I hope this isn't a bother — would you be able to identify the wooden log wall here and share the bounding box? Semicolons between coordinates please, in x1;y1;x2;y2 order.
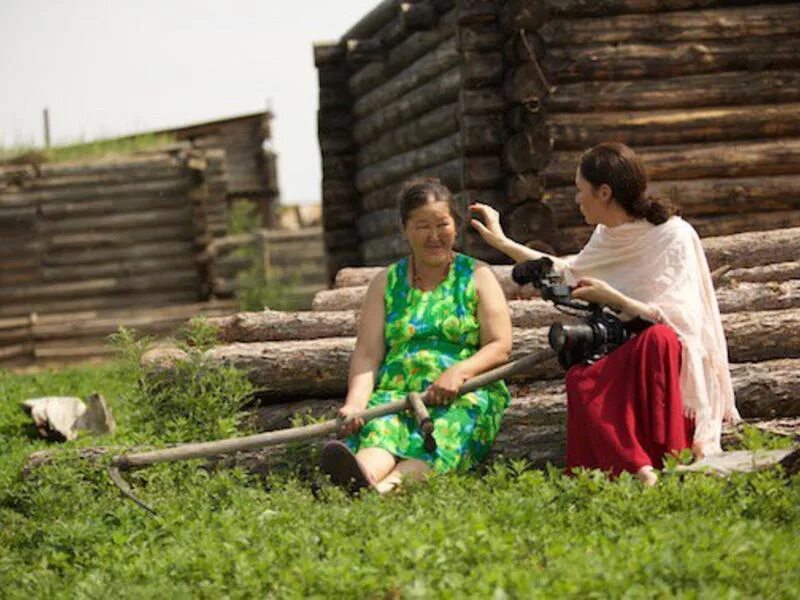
144;226;800;467
0;149;233;365
318;0;800;264
503;0;800;253
317;0;510;271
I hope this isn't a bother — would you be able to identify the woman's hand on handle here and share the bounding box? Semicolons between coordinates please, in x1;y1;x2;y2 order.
425;366;470;406
338;403;366;436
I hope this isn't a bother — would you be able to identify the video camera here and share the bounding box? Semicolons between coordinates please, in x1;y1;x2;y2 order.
511;258;651;369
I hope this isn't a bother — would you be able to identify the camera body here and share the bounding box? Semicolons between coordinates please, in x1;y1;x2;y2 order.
512;258;649;369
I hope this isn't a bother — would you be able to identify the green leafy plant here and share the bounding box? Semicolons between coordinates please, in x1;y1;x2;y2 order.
734;423;795;451
226;200;302;312
112;324;254;443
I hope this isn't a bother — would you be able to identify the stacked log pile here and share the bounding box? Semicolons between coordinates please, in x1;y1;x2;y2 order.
0;148;233;366
318;0;800;263
144;227;800;466
137;111;280;228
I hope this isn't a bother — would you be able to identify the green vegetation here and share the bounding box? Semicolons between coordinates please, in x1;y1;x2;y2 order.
1;330;799;597
227;200;302;312
0;133;176;166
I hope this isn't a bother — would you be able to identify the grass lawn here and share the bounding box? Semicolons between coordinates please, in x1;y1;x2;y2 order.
1;348;799;599
0;133;176;166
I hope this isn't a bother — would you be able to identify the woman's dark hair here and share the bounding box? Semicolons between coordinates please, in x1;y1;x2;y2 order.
579;142;680;225
397;177;463;228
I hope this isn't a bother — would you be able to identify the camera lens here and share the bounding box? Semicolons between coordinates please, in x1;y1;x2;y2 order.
548;322;567;351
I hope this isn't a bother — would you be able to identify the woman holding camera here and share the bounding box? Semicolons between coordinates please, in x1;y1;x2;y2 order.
471;142;738;486
320;178;513;494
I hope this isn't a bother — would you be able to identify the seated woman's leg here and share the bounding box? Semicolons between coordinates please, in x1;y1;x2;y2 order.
374;458;431;494
566;323;688;478
355;446;398;486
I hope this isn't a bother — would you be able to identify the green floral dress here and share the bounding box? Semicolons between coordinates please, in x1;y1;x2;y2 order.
346;253;511;473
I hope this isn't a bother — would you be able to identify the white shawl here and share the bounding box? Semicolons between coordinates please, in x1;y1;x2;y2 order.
562;216;739;454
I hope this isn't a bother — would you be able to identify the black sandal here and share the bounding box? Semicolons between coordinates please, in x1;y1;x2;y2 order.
320;440;372;495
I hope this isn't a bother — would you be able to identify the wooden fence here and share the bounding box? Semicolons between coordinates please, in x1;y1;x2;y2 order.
206;227;327;310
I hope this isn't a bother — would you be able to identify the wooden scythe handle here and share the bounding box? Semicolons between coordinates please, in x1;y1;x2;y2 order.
112;348;552;470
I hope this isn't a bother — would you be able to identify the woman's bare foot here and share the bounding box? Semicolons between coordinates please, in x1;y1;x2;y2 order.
636;465;658;487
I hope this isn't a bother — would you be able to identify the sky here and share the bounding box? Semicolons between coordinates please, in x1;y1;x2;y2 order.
0;0;380;203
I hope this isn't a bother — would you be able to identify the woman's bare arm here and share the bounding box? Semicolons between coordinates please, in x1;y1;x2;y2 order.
458;262;513;377
426;262;512;404
343;270;387;410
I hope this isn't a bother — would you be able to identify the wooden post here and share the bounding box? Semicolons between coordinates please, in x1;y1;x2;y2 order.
43;108;51;149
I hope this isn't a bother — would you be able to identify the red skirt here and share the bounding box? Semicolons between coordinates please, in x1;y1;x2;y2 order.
565;323;693;476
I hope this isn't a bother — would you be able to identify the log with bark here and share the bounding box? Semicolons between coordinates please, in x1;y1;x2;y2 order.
543;175;800;226
507;173;544;204
546;0;782;19
540;4;800;47
504;61;554;104
361;234;411;265
353;66;462;145
40;193;189;220
42;256;198;283
458;22;503;52
461;51;504;87
401;1;437;31
355;133;462;193
45;224;195;250
690;211;800;240
356;103;459;168
498;0;546;34
39;207;194;235
0;271;200;304
721;262;800;285
353;36;459;118
547;103;800;150
503;127;553;173
2;177;193;204
541;139;800;186
505;201;557;244
360;156;462;212
357;209;401;240
350;9;457;97
539;36;800;83
547;69;800;114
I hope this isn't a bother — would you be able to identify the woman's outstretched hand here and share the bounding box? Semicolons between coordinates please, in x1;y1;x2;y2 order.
469;203;508;250
426;366;470;406
337;404;366;436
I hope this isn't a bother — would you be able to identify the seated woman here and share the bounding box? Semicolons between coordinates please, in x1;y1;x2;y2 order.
320;178;513;494
470;142;739;486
